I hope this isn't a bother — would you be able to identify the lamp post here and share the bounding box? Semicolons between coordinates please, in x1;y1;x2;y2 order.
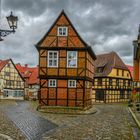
0;11;18;100
0;11;18;41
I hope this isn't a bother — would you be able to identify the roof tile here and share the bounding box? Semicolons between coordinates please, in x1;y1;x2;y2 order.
94;51;128;77
16;64;39;85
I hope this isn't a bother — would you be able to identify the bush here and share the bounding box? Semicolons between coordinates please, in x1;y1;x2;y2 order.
33;98;36;101
24;95;29;100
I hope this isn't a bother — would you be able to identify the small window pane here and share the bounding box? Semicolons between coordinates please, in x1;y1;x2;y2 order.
54;53;57;58
54;60;57;66
59;28;62;32
63;28;66;32
49;60;53;66
49;53;53;58
69;60;76;67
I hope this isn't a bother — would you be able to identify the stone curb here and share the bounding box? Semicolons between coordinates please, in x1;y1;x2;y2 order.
38;107;97;115
0;133;13;140
128;107;140;129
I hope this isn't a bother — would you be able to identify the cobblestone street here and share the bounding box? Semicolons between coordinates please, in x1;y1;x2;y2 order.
0;100;57;140
0;109;25;140
0;101;140;140
42;104;140;140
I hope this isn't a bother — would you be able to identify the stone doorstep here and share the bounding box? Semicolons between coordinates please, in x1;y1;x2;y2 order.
128;107;140;129
0;133;13;140
38;106;97;115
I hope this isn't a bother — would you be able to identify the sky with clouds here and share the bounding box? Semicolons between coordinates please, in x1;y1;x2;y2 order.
0;0;140;66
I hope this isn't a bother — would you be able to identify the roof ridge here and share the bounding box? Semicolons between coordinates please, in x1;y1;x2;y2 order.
97;51;115;57
0;59;10;72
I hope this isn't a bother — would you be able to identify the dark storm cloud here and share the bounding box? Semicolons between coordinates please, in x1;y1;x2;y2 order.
3;0;47;16
3;0;69;17
1;0;140;66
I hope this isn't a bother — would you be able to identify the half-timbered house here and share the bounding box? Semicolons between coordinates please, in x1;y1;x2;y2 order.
0;59;25;100
16;64;39;100
36;10;96;108
127;65;133;79
133;25;140;90
92;52;132;103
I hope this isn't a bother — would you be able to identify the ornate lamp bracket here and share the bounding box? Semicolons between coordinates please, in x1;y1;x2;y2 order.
0;29;13;37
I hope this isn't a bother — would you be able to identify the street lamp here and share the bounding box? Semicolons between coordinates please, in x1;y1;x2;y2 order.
0;11;18;41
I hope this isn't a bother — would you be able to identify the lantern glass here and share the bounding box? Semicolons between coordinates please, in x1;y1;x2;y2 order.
6;12;18;31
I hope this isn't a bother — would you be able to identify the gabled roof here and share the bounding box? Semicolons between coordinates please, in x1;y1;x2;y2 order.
0;59;10;71
16;64;39;85
28;67;39;85
0;59;24;81
94;51;128;77
35;10;96;60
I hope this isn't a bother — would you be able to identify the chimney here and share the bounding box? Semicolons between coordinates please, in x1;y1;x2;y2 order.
16;63;21;66
25;64;28;67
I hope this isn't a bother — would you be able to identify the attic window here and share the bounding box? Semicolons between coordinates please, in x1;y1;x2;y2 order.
58;27;68;36
7;63;10;67
97;67;104;73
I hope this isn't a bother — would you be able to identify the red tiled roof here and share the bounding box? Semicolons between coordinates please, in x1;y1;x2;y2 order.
28;67;39;84
126;65;133;78
0;59;10;71
16;64;39;85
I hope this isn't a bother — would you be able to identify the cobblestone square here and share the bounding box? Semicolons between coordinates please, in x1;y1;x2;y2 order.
0;100;140;140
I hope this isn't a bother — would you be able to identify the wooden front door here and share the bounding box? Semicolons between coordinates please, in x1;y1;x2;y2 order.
95;90;104;102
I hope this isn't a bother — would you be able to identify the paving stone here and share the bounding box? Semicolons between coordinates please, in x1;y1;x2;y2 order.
43;104;140;140
0;100;57;140
0;110;26;140
1;101;140;140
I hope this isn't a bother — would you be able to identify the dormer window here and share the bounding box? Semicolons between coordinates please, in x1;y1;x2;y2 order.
58;27;68;36
7;63;10;67
97;67;104;73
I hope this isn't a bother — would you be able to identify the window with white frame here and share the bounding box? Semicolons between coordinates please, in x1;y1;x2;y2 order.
48;51;58;67
68;80;76;88
58;27;68;36
48;79;56;87
67;51;77;67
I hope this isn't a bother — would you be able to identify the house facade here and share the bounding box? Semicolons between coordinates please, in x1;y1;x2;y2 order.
133;25;140;90
92;52;132;103
127;65;133;79
36;10;96;108
16;64;39;100
0;59;24;100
